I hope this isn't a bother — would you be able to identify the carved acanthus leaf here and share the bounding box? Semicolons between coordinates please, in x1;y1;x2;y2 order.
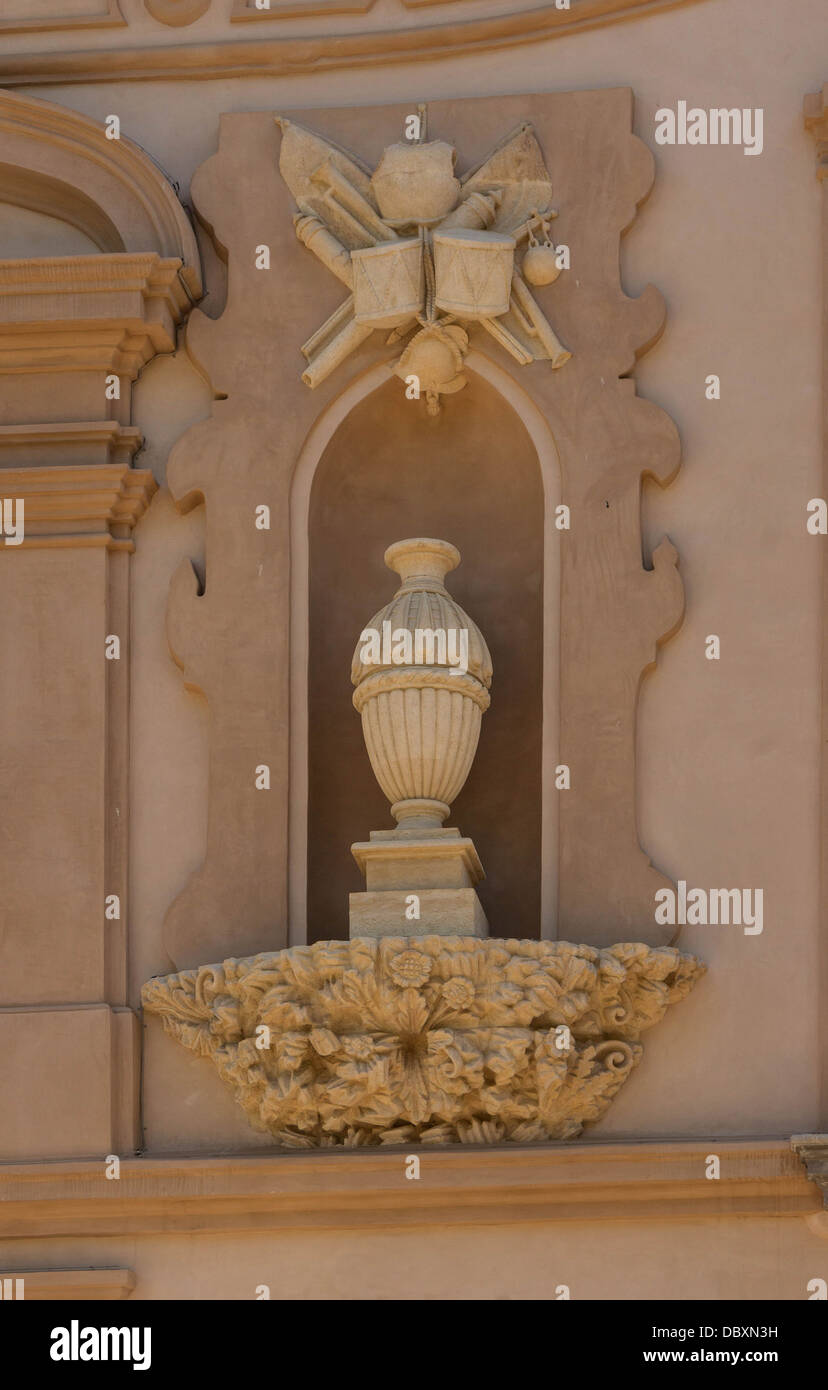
143;936;704;1147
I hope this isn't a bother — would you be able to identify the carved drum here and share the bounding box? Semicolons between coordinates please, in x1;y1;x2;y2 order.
351;237;424;329
433;228;516;320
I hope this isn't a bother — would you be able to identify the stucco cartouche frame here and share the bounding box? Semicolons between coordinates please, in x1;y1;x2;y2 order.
163;91;682;971
0;1;711;86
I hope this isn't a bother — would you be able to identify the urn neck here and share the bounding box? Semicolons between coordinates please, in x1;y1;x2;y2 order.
384;537;460;595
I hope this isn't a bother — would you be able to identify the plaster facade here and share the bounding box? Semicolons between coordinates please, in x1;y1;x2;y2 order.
1;0;827;1304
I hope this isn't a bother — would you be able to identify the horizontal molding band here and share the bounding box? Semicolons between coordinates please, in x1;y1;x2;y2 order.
0;462;156;537
0;0;710;86
0;1139;818;1239
0;535;135;551
0;1269;135;1300
0;421;142;471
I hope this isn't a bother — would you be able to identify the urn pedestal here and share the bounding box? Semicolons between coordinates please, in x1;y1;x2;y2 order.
350;828;488;938
349;538;492;939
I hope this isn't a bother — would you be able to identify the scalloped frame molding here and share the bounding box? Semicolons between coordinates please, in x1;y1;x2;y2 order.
161;90;682;969
0;0;711;86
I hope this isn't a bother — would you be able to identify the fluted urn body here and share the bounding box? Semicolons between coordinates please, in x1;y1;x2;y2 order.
351;538;492;829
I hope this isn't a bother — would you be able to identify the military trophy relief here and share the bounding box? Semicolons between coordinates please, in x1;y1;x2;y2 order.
276;111;571;415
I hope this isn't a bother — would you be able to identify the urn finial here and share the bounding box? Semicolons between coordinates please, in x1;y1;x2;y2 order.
349;540;492;938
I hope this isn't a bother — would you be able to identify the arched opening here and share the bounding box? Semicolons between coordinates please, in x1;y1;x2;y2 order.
0;165;125;255
0;202;104;258
293;358;561;944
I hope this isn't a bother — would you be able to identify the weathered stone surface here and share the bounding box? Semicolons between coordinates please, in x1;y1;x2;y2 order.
348;887;488;938
162;91;686;961
143;936;704;1147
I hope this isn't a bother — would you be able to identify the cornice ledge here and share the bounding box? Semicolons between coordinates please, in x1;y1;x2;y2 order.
791;1134;828;1207
0;421;142;470
0;459;157;548
0;0;711;86
0;253;192;316
0;1139;817;1239
0;254;193;375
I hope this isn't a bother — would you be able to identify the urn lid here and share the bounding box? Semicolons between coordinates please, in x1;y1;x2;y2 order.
351;537;493;689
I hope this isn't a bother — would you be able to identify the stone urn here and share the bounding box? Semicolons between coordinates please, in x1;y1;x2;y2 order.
351;537;492;830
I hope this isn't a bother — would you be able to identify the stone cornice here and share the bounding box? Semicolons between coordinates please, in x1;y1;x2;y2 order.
0;1;710;87
0;421;142;470
0;254;191;376
805;87;828;181
791;1135;828;1207
0;460;157;549
0;1140;817;1239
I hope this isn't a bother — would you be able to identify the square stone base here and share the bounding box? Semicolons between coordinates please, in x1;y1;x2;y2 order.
349;828;488;938
349;887;488;939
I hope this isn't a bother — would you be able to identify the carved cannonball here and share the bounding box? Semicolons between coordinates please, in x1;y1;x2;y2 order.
522;243;561;286
352;538;492;829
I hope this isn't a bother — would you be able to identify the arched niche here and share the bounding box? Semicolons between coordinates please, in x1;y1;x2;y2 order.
291;353;562;945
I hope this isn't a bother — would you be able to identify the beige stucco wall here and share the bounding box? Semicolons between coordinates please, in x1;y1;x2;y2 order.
0;1213;825;1300
56;0;817;1147
1;0;826;1298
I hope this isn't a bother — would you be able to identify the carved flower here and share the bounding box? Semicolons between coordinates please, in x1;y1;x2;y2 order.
440;977;475;1011
387;949;431;989
343;1035;375;1062
426;1029;483;1099
335;1033;396;1081
143;935;705;1148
